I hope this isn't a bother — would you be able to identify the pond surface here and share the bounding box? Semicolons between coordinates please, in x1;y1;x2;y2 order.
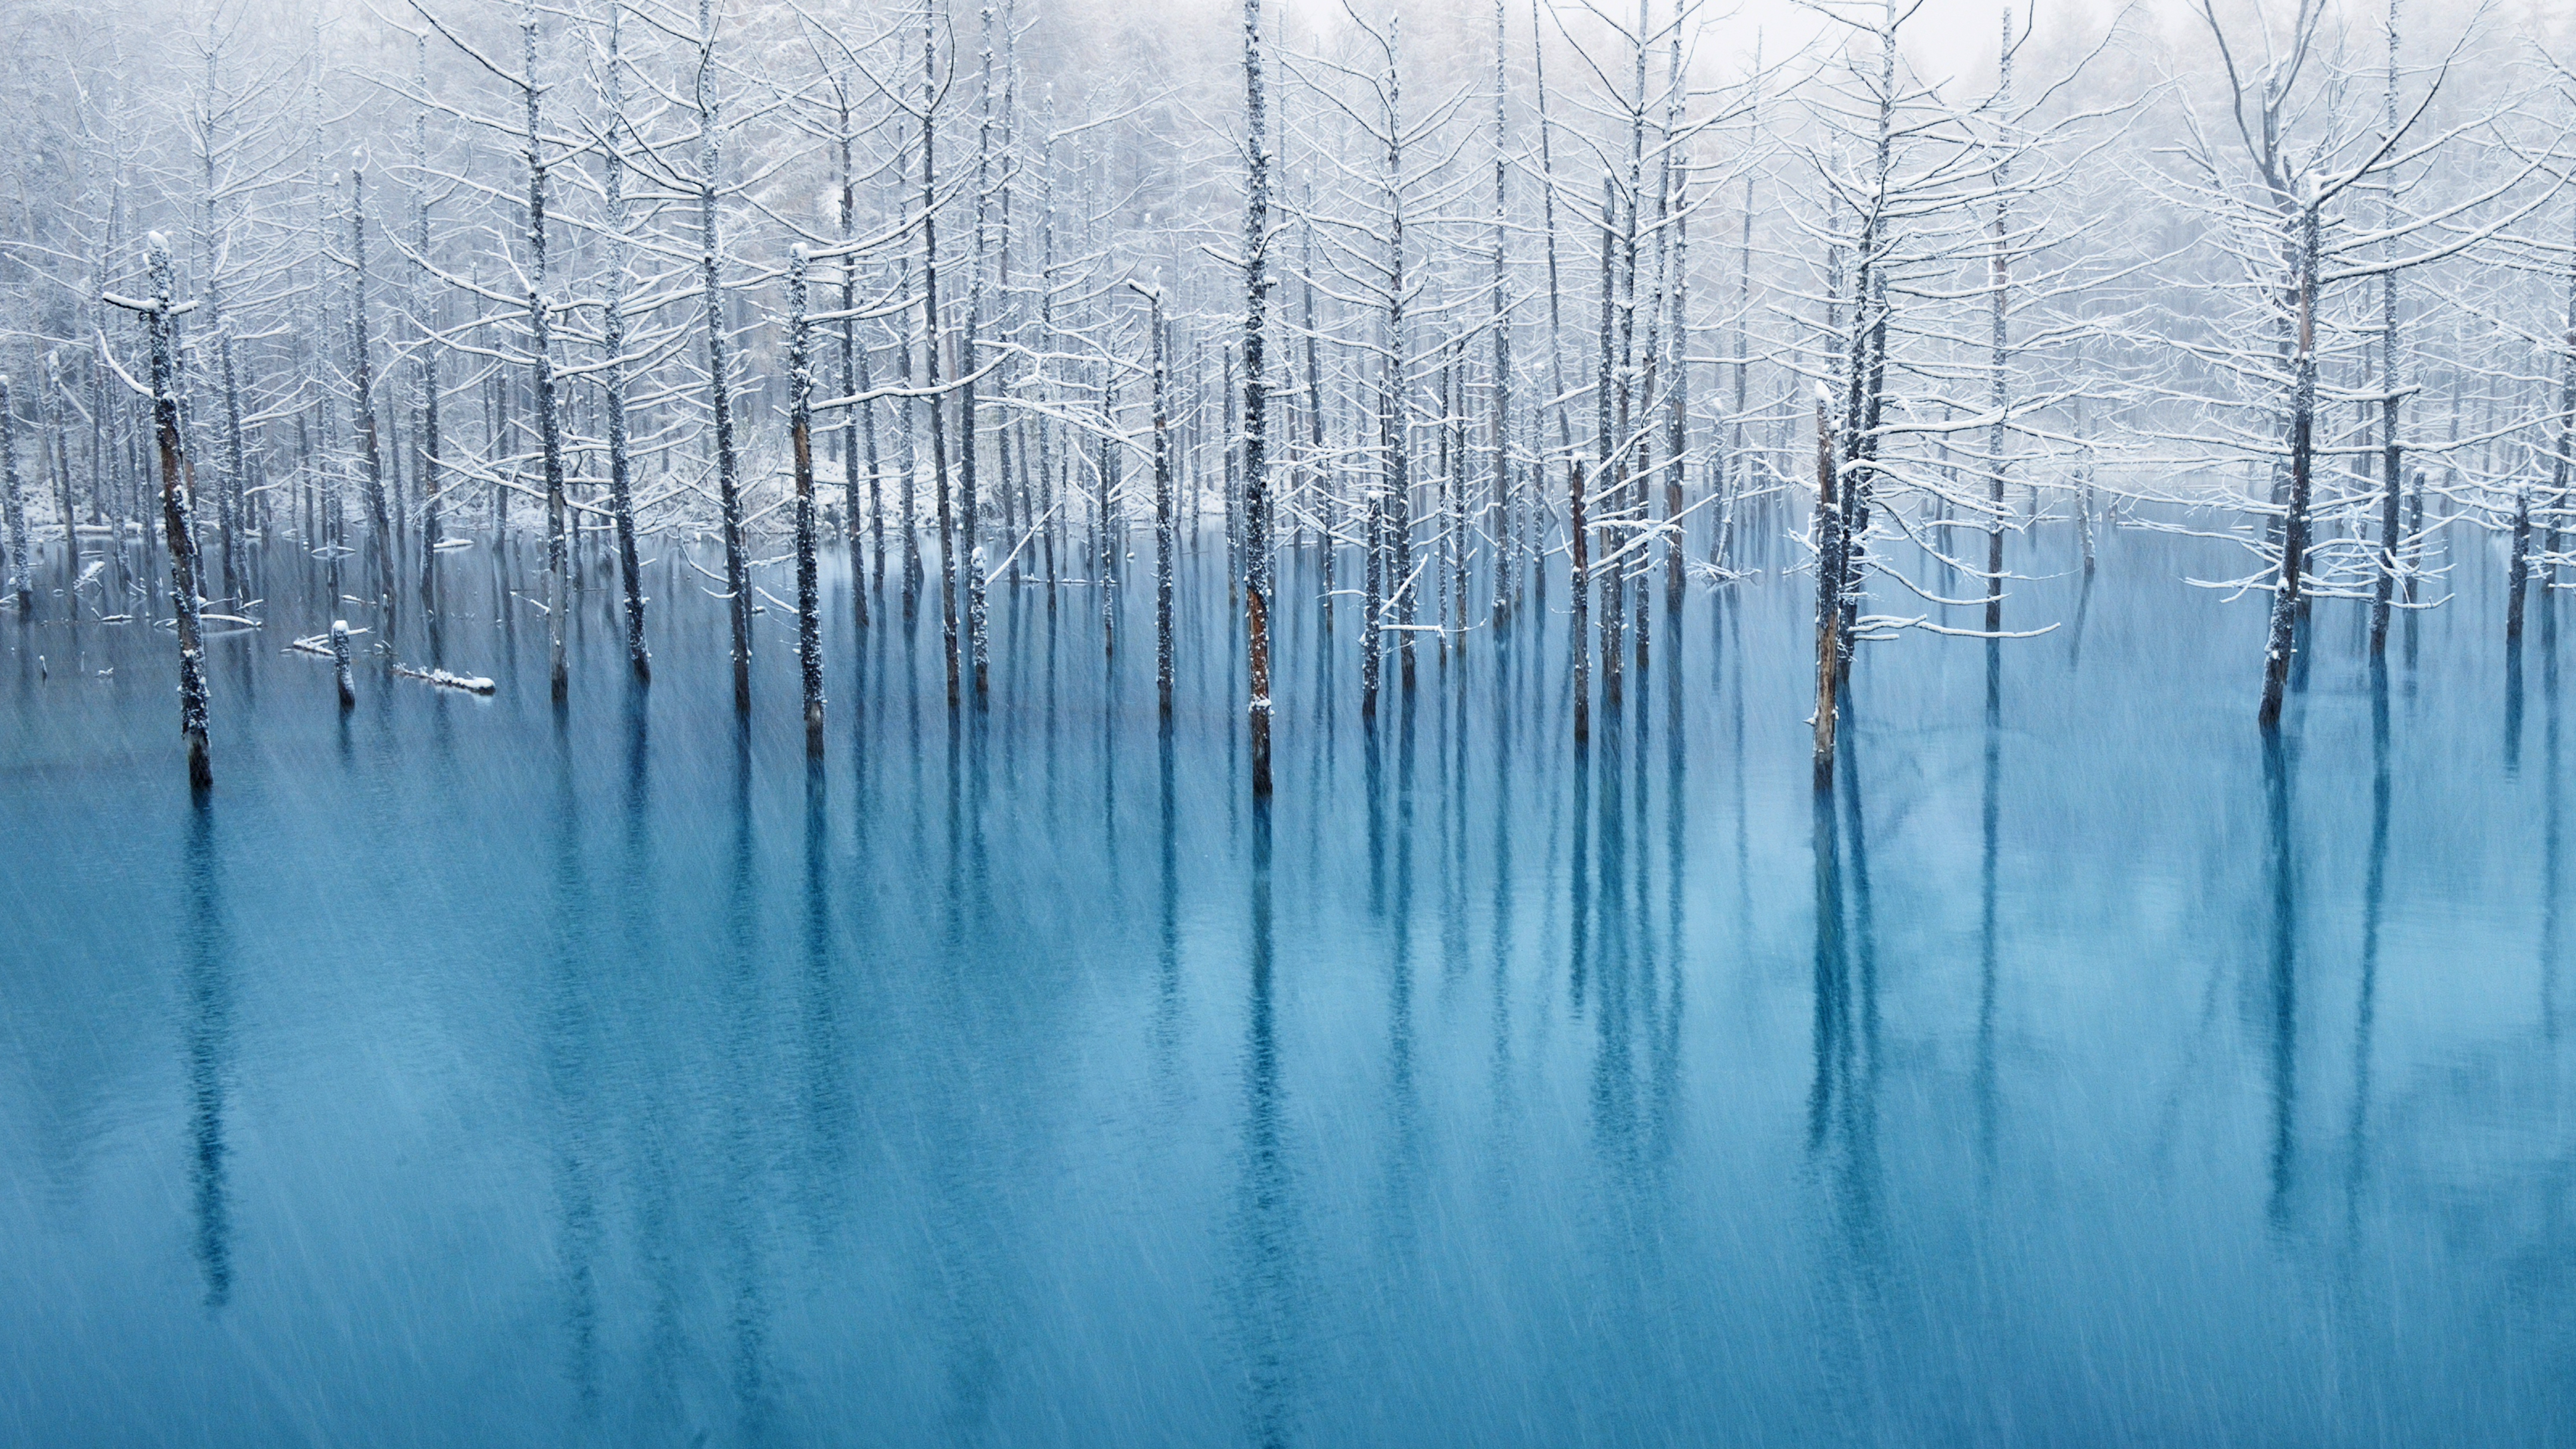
3;521;2571;1446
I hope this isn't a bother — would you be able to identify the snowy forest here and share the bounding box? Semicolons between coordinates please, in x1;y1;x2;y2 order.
14;1;2576;1443
6;0;2574;778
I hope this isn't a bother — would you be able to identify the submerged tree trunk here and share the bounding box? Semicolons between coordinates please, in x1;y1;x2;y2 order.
1812;387;1841;786
697;0;750;712
601;3;648;679
532;286;569;703
835;78;870;633
1489;0;1513;624
47;352;77;612
1571;460;1589;744
1145;289;1174;716
2509;481;2533;646
2260;185;2321;729
1984;12;2014;636
213;321;247;603
1665;155;1691;609
413;35;442;613
332;617;355;710
1362;440;1384;717
789;247;824;752
1242;0;1272;795
1593;178;1623;707
2369;11;2406;659
921;18;961;708
964;2;999;699
2;376;26;615
1382;25;1414;695
2538;195;2576;650
131;235;213;787
1097;371;1117;657
349;165;392;606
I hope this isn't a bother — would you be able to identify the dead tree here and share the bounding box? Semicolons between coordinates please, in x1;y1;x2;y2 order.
789;246;825;751
596;0;649;679
1241;0;1273;794
1811;385;1841;783
1;377;25;614
108;234;213;788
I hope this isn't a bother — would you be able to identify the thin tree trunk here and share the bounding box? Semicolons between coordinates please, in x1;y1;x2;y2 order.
1490;0;1513;623
698;0;750;711
1147;293;1174;715
1593;179;1622;706
965;5;999;697
2369;4;2406;658
836;79;870;630
922;21;960;707
2;378;27;615
351;165;392;608
1243;0;1273;794
1571;460;1589;743
1532;0;1575;465
1812;387;1841;785
1984;10;2013;636
601;4;648;678
2542;195;2576;643
2261;187;2321;727
789;248;824;750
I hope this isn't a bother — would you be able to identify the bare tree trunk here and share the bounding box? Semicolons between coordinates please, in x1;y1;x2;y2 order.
1571;460;1589;744
697;0;750;711
2261;186;2321;728
789;248;825;751
332;617;355;709
1302;183;1330;625
1984;9;2013;636
859;334;885;597
920;25;961;708
2075;397;2097;575
350;164;392;610
1097;367;1117;657
896;134;922;610
1363;409;1384;718
213;323;246;603
47;353;78;611
1812;388;1841;785
504;6;570;703
1664;128;1690;609
1593;179;1622;706
2;377;27;615
412;36;442;612
600;3;648;679
2541;195;2576;646
964;2;1000;698
1717;47;1759;574
1532;0;1575;465
129;235;213;787
1242;0;1273;794
835;78;870;631
1145;289;1174;715
532;284;569;703
1490;0;1513;624
1382;27;1414;694
2370;4;2407;659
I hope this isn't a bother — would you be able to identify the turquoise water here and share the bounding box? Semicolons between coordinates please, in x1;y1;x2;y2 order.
3;525;2569;1446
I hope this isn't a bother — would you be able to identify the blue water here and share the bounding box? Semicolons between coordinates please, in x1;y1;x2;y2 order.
3;524;2570;1446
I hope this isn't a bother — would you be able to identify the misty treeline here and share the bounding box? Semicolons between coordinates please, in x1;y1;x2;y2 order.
4;0;2574;787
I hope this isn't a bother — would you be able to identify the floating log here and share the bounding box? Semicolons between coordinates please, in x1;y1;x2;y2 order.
391;664;496;695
